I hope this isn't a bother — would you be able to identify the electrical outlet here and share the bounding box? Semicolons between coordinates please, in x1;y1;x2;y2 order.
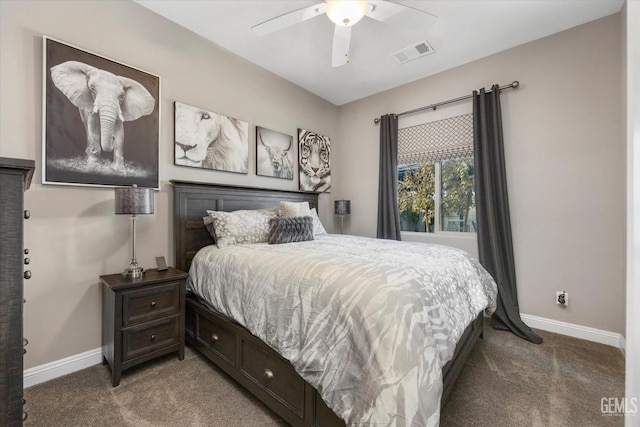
556;291;568;306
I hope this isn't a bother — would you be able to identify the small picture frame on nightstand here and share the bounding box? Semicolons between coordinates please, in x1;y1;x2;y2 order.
155;256;168;271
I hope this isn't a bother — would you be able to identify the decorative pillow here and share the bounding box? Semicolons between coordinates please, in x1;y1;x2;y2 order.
206;209;277;248
280;201;311;218
309;208;327;235
268;216;314;244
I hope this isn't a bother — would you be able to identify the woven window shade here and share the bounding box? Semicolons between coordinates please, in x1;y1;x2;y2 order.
398;113;473;165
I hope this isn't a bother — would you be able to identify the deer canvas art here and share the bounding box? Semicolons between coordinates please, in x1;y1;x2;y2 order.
256;126;294;180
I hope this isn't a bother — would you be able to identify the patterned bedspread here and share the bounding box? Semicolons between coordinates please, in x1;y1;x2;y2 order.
188;234;497;426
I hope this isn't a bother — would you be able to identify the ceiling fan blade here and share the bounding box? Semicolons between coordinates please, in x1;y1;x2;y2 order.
252;2;326;36
332;25;352;67
367;0;437;27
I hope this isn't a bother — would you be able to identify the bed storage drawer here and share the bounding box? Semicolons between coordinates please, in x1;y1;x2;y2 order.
195;311;236;365
122;282;181;326
122;316;180;361
185;294;319;426
240;340;306;417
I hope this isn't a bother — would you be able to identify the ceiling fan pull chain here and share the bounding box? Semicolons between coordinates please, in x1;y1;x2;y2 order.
345;38;350;63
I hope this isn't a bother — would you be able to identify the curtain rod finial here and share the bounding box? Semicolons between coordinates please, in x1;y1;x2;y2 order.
374;117;381;124
511;81;520;88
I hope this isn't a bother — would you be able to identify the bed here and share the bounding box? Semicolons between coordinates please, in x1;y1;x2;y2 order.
172;180;497;426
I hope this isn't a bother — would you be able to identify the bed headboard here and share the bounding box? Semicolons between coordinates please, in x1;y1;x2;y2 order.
172;180;319;272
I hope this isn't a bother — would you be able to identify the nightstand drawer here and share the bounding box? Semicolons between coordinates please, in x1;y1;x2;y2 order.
122;316;179;361
122;282;180;326
240;340;305;416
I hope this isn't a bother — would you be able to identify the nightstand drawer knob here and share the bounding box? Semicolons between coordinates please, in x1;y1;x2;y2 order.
24;210;30;219
150;334;156;341
264;369;274;379
24;257;30;265
24;270;31;280
24;248;29;255
211;333;219;342
150;301;156;308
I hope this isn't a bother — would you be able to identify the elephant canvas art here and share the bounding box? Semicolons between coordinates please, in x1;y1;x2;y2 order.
44;37;160;188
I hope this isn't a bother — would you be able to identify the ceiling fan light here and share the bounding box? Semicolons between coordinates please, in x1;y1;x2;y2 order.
326;0;367;27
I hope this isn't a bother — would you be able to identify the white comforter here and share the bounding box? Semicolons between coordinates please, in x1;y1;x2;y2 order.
188;234;497;426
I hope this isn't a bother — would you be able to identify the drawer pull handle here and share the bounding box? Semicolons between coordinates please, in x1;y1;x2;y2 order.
264;369;274;380
24;210;30;219
150;301;156;308
24;270;32;280
211;333;219;342
24;248;29;255
150;334;156;341
24;257;30;265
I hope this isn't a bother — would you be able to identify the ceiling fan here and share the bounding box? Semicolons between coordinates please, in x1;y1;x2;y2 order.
252;0;437;67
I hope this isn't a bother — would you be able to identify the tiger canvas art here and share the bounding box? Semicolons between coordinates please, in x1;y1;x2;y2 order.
298;129;331;192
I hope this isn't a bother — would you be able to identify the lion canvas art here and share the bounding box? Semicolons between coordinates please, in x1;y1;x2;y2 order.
298;129;331;192
174;102;248;174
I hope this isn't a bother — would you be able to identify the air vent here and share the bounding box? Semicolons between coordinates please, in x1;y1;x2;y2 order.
392;40;435;64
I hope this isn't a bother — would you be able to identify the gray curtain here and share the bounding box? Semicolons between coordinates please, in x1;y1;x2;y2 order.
377;114;401;240
473;86;542;344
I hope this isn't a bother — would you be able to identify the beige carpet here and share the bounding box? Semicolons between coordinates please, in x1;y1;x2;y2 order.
24;319;624;426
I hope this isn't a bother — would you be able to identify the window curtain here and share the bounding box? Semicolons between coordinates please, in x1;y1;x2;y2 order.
377;114;401;240
473;86;543;344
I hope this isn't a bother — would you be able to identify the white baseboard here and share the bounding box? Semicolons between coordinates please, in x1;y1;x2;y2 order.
22;315;627;388
520;313;626;354
23;347;102;389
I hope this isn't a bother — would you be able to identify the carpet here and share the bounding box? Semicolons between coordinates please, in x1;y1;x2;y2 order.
24;319;625;426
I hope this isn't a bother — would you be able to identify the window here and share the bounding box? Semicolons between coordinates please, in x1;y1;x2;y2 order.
397;114;476;234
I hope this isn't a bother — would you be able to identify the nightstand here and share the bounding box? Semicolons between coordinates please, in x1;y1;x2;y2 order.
101;267;188;386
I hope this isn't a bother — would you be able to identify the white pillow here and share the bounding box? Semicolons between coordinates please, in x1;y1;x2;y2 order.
310;208;327;235
206;209;277;248
279;201;311;218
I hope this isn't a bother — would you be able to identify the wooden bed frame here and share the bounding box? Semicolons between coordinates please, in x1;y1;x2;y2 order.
172;180;483;426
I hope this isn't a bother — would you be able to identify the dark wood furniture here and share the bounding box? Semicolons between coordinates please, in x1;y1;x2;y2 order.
0;157;35;426
101;267;188;386
172;180;483;426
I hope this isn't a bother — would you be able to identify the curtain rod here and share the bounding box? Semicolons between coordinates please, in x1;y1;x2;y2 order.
373;81;520;124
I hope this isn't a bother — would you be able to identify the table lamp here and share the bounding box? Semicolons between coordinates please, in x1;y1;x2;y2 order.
334;200;351;234
115;184;154;278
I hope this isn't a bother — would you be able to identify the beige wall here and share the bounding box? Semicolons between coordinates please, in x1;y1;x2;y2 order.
335;14;625;334
0;0;626;370
0;0;338;369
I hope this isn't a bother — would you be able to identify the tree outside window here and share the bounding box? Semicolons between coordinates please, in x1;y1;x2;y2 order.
397;157;475;233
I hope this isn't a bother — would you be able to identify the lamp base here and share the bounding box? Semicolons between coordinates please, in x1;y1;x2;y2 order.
122;266;144;279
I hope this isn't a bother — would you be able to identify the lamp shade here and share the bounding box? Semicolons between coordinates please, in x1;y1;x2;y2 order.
326;0;367;27
334;200;351;215
115;186;154;215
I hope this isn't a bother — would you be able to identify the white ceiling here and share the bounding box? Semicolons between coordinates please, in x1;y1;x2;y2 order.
134;0;624;106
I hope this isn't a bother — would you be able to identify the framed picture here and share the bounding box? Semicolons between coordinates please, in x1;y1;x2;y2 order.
43;37;160;188
298;129;331;192
174;102;248;174
256;126;294;180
